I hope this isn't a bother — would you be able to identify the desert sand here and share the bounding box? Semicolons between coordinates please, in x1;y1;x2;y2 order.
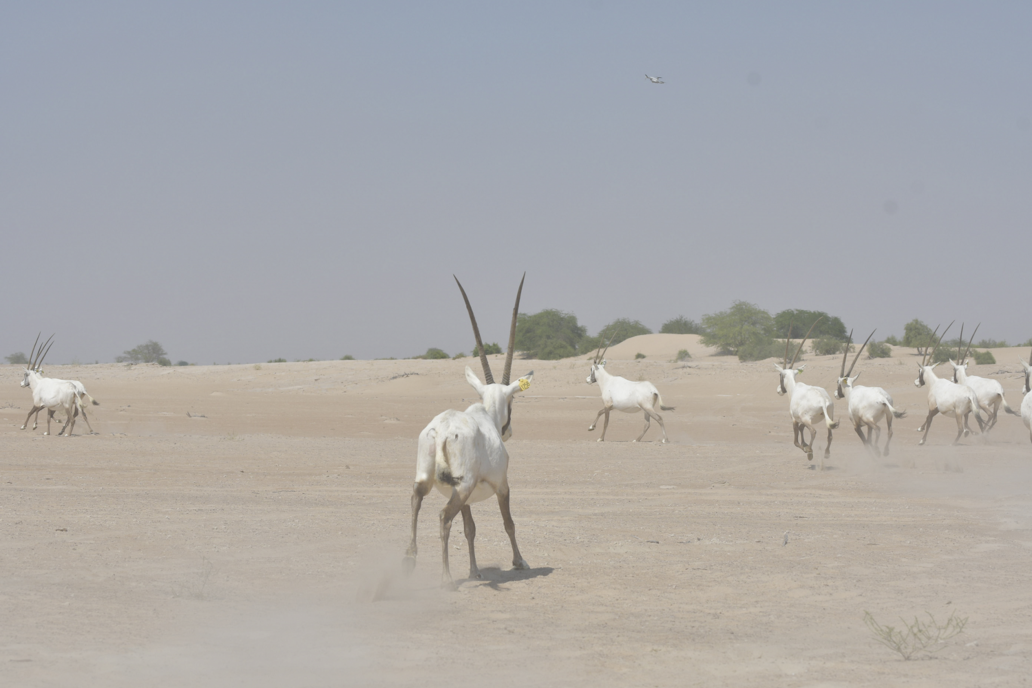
2;334;1031;686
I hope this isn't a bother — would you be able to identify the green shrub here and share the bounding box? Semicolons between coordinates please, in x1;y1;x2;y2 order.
971;350;996;365
903;319;938;356
581;318;653;354
268;358;287;363
812;337;847;356
635;352;646;360
340;354;355;360
883;335;901;346
739;337;796;363
175;360;190;366
774;310;848;341
975;339;1008;348
514;310;586;359
660;316;706;335
473;342;502;356
157;357;171;367
867;341;892;359
675;349;691;362
116;340;169;364
452;352;465;359
701;301;775;356
5;352;28;364
421;348;449;360
931;346;954;364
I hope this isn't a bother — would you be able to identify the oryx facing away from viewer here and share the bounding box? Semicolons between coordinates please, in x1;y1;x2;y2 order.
1019;348;1032;444
586;332;674;443
404;275;533;589
19;335;83;437
834;330;906;457
949;323;1018;433
914;322;985;445
774;319;839;470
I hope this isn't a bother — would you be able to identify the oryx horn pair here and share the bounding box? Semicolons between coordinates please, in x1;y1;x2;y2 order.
454;273;524;386
593;328;618;366
27;332;55;372
918;321;954;367
954;322;981;366
782;317;824;369
839;329;877;380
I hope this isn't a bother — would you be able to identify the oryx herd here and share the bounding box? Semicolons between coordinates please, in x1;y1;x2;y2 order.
11;277;1032;590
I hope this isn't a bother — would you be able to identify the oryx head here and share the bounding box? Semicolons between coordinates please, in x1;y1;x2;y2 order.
454;274;532;441
775;319;821;395
834;329;874;399
948;322;979;383
586;329;616;384
914;321;952;388
20;333;54;388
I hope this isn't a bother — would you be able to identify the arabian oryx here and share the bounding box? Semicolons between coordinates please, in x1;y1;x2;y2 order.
774;319;839;470
914;322;985;445
1019;348;1032;444
949;323;1018;433
19;335;82;437
834;329;906;457
404;275;534;589
586;333;674;443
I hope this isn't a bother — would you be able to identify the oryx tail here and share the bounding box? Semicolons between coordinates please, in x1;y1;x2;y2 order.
434;433;459;487
656;393;674;412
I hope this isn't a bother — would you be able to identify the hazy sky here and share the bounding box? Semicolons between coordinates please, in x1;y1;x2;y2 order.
3;2;1030;364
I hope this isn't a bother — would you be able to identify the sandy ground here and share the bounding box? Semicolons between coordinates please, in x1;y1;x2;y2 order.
2;334;1032;687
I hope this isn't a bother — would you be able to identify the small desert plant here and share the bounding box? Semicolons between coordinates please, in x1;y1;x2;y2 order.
452;352;466;359
254;363;262;370
812;336;847;356
867;341;892;359
635;352;646;359
268;358;287;363
5;352;28;364
863;610;967;660
117;340;169;365
975;339;1008;348
739;337;798;363
971;349;996;364
421;348;449;360
340;354;355;360
675;349;691;362
473;342;501;356
175;360;189;366
1020;338;1032;348
883;335;902;346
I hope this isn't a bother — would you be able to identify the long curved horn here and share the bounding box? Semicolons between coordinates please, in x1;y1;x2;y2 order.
783;323;793;368
36;336;55;370
788;317;823;369
926;321;954;366
956;323;964;363
32;334;54;370
454;276;494;385
919;325;940;366
961;322;980;365
501;273;525;386
27;332;41;368
599;328;618;362
839;329;854;378
846;329;876;378
593;327;609;365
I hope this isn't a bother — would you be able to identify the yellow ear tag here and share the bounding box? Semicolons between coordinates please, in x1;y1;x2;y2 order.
519;378;530;391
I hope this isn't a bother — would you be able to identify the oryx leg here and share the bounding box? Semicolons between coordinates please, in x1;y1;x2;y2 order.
634;409;652;442
460;505;481;580
439;484;473;590
403;478;432;575
853;423;871;452
598;408;612;442
792;421;806;452
588;408;606;432
21;406;43;430
496;479;528;571
918;409;938;445
57;407;75;436
883;415;893;457
824;424;833;460
802;423;816;462
986;402;1000;432
640;407;668;444
77;406;95;435
953;413;966;445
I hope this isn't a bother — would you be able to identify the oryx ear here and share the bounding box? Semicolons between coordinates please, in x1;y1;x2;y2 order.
773;363;783;371
600;360;606;366
930;362;940;369
507;370;534;395
852;372;861;382
464;366;486;394
796;364;806;373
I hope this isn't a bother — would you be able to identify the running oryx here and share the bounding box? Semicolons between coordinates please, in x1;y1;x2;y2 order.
774;319;839;469
834;330;906;457
404;275;533;589
949;323;1018;433
19;334;82;437
586;331;674;443
1019;347;1032;444
914;322;984;445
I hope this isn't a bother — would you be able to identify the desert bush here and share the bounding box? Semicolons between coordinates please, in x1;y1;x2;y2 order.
773;309;848;341
635;352;646;359
675;349;691;362
867;341;892;358
931;346;954;364
660;316;706;335
902;319;938;355
971;350;996;364
1021;338;1032;347
883;335;901;346
341;354;355;361
452;352;465;359
176;360;189;366
116;340;169;365
473;342;502;356
864;610;966;660
514;309;587;359
812;336;847;356
739;337;799;363
5;352;28;364
975;339;1008;348
268;358;287;363
421;348;449;360
701;301;775;357
581;318;654;353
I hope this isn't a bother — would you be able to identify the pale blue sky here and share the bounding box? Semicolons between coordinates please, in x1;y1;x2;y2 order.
2;2;1030;363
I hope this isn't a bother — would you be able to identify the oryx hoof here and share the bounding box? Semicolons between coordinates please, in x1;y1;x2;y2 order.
824;450;831;459
588;425;595;431
661;438;668;444
43;432;50;436
632;439;639;443
962;429;970;437
806;451;814;462
513;558;529;570
470;570;483;580
918;438;926;446
596;438;604;443
401;556;416;576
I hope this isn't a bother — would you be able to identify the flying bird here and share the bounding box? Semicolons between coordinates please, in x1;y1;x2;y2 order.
645;74;664;84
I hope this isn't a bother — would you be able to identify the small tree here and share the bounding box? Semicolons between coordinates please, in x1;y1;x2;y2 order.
700;301;775;357
902;320;937;355
812;337;847;356
513;309;587;360
773;310;848;341
117;340;170;366
867;341;892;359
5;352;28;365
581;318;653;353
472;342;502;356
421;348;449;360
971;350;996;365
660;316;706;335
